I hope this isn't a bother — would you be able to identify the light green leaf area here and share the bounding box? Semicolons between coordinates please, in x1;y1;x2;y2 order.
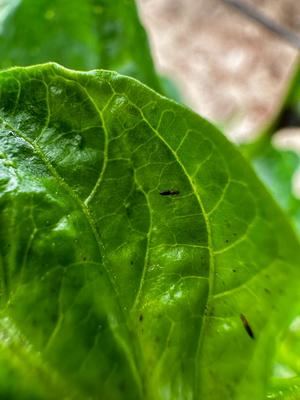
1;63;300;400
268;298;300;400
243;137;300;236
0;0;163;93
267;377;300;400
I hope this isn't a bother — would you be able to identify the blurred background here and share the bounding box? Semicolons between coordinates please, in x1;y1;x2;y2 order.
137;0;299;143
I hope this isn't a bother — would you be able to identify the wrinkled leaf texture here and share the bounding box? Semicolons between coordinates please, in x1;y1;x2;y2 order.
0;63;300;399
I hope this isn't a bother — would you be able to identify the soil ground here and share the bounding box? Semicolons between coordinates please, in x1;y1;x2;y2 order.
137;0;299;142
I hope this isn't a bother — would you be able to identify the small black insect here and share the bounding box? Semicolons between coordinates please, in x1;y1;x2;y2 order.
159;190;180;196
240;313;255;339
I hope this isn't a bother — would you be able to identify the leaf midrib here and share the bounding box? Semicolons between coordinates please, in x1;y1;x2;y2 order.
135;103;215;396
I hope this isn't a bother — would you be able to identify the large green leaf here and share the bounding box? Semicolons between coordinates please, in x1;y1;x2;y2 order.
1;63;300;399
0;0;163;93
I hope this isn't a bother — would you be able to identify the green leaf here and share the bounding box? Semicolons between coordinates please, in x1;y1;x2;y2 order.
0;0;163;93
243;137;300;236
1;63;300;399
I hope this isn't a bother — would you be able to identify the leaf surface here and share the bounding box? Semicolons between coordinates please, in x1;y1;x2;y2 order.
0;63;300;399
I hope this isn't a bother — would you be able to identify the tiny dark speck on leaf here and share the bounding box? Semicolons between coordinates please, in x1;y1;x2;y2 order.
240;314;255;339
232;269;236;272
160;190;180;196
139;314;143;322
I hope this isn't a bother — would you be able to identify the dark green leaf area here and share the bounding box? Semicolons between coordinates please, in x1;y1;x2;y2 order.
0;0;163;93
0;64;300;400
